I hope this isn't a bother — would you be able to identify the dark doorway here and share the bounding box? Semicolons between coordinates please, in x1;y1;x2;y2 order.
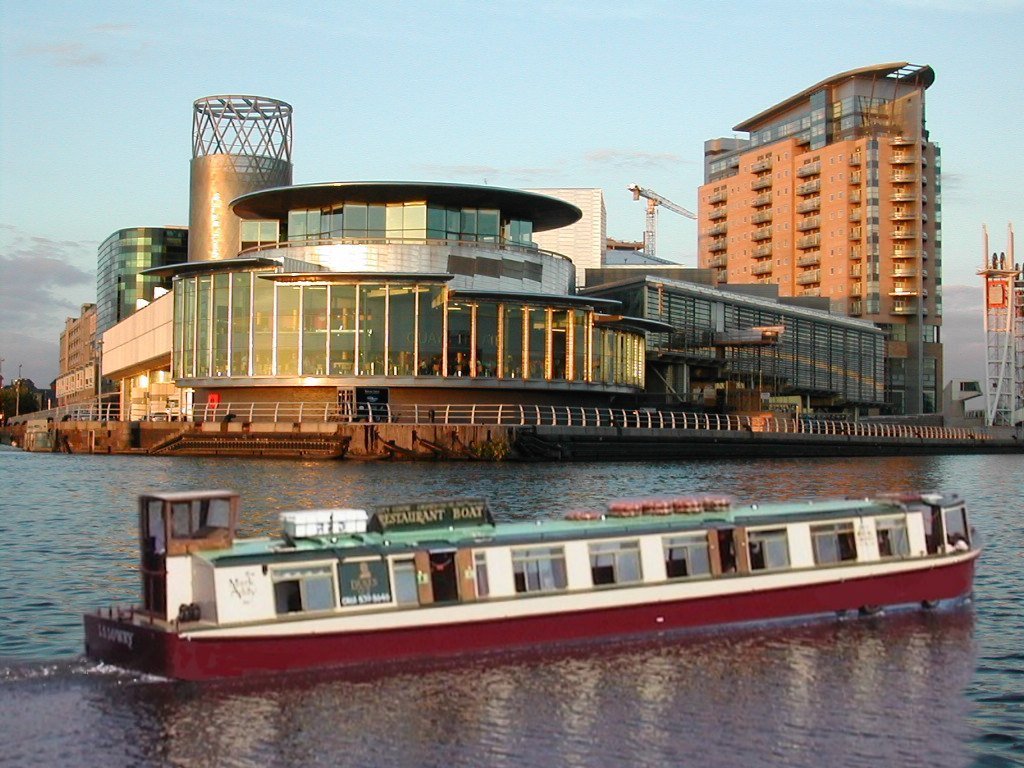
429;551;459;603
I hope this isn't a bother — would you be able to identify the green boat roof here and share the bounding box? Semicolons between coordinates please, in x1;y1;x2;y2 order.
199;496;914;568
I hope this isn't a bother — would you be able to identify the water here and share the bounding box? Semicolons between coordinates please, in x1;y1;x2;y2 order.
1;447;1021;767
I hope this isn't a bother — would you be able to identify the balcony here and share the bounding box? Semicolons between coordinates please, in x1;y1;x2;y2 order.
751;193;772;206
890;210;916;221
850;246;862;259
850;282;863;297
800;287;821;297
751;262;773;275
893;300;920;315
797;253;821;267
891;172;918;183
892;249;919;259
708;239;727;253
796;161;822;178
757;277;774;285
891;192;917;202
848;190;861;204
849;209;862;222
751;228;772;242
708;223;728;236
797;234;821;249
892;266;917;277
850;227;863;240
709;190;728;204
796;179;821;195
751;176;772;191
751;158;773;173
892;229;917;240
849;299;864;315
796;216;821;232
890;136;915;146
796;197;820;213
751;210;773;224
708;208;727;220
890;285;919;297
849;154;862;166
890;153;915;164
850;265;862;278
753;243;773;258
709;254;728;268
849;171;862;185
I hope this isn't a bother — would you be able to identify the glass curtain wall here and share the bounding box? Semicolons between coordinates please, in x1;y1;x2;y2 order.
173;274;644;388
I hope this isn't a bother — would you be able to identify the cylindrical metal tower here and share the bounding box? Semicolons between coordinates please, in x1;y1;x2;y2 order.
978;224;1023;427
188;95;293;262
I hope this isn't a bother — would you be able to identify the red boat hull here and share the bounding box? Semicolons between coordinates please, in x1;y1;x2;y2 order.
84;553;976;681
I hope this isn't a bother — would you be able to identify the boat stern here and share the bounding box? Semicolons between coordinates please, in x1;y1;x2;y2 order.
83;609;176;678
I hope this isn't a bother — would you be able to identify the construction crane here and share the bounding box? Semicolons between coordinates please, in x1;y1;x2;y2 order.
628;184;696;260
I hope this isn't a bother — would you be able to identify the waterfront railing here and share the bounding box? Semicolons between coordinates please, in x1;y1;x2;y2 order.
187;402;992;442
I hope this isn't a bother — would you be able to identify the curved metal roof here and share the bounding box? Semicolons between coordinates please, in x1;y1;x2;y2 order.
734;62;934;132
232;182;582;232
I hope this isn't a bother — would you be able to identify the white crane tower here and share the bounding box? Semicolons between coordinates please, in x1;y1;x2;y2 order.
978;224;1023;428
628;184;696;261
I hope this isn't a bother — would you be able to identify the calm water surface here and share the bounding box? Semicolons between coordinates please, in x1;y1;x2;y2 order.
0;448;1021;767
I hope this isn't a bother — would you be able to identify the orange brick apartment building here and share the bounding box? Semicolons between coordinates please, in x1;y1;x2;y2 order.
698;63;941;415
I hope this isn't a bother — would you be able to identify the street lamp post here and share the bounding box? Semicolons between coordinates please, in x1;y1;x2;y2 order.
15;363;22;417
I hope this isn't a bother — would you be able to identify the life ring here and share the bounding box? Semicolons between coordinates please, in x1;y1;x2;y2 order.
566;510;602;522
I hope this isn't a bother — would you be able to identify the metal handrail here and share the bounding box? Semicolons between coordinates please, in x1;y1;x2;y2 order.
186;402;992;442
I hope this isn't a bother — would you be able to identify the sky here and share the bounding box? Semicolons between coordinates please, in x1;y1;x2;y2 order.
1;0;1022;389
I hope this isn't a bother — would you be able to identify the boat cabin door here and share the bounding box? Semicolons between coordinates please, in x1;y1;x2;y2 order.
413;548;475;605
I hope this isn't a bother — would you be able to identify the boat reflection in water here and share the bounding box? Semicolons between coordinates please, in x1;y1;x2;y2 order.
83;489;978;681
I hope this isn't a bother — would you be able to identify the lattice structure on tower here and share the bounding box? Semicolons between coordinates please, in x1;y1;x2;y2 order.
978;225;1023;427
192;95;293;187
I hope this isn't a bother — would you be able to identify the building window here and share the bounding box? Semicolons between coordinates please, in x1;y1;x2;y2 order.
512;546;567;594
474;551;490;597
664;534;711;578
811;522;858;564
876;517;910;558
589;540;643;586
748;528;790;570
272;564;336;614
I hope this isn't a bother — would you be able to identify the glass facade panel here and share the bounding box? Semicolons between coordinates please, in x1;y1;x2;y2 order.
367;204;385;237
389;285;416;375
212;274;229;376
329;285;356;375
196;275;211;377
344;203;367;237
427;205;446;239
276;285;300;376
358;284;386;375
230;273;251;375
418;286;444;375
572;310;587;381
550;310;569;380
252;275;274;375
503;305;524;378
527;308;546;379
478;209;499;242
302;286;328;375
447;301;472;376
476;302;499;377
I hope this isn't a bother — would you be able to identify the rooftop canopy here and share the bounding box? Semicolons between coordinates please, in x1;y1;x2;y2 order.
232;182;583;232
734;62;934;133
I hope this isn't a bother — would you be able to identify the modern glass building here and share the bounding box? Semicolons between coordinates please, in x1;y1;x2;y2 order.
96;226;188;334
584;275;886;413
159;182;659;408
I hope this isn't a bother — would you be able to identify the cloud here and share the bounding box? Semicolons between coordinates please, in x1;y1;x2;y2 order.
940;284;987;383
585;149;691;169
21;42;106;67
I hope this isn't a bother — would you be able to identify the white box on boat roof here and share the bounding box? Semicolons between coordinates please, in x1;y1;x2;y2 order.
280;508;368;537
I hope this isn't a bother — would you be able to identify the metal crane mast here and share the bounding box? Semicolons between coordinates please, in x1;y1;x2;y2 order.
628;184;696;260
978;224;1023;428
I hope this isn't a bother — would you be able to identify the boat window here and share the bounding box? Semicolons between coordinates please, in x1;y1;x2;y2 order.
512;547;567;594
588;540;643;586
169;498;233;538
748;528;790;570
875;516;910;558
474;552;490;597
393;559;419;605
810;522;858;564
664;534;711;579
271;564;336;614
944;506;970;549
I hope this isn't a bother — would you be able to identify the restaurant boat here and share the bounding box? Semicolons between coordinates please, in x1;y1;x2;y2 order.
83;489;978;681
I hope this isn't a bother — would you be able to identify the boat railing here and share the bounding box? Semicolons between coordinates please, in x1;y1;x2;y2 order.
187;402;994;442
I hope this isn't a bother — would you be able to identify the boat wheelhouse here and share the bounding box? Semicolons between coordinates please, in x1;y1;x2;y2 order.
83;490;978;680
